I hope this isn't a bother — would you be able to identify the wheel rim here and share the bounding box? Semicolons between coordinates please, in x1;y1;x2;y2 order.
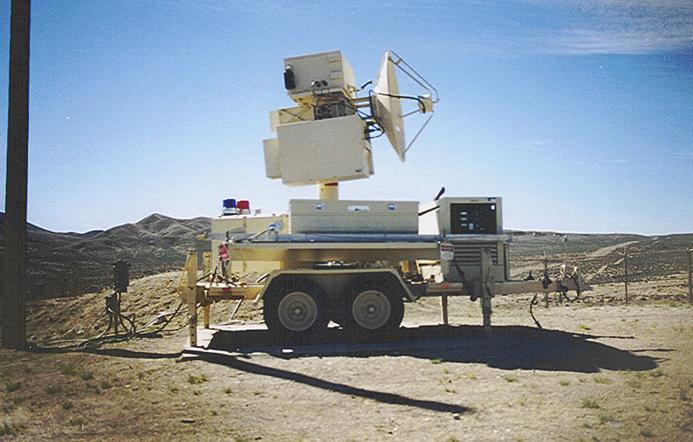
277;291;318;332
352;290;391;330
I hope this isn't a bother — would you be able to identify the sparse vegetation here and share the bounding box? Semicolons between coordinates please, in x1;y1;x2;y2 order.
45;385;62;395
626;379;641;388
5;382;21;393
80;371;94;381
593;376;611;384
431;359;443;365
640;429;655;438
581;398;600;409
60;364;79;376
9;396;25;406
578;324;591;330
62;400;74;410
187;374;209;384
68;417;85;427
504;375;519;383
559;380;570;386
224;387;232;394
597;412;616;424
0;422;16;436
100;381;112;390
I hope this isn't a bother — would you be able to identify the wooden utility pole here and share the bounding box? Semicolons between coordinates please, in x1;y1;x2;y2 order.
624;246;629;305
2;0;31;350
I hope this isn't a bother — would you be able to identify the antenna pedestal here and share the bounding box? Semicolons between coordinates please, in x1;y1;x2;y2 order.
318;182;339;200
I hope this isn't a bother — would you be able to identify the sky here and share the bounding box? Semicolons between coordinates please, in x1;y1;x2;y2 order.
0;0;691;234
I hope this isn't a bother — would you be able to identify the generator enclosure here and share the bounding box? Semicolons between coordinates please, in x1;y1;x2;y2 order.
437;197;503;235
439;237;510;284
290;199;419;234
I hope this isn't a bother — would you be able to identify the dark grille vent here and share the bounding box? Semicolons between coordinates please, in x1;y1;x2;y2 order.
452;242;499;265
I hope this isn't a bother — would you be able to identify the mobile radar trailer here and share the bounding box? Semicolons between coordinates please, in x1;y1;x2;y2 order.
179;50;587;346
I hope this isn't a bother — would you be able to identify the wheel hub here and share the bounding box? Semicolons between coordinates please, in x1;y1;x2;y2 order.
352;290;392;330
277;291;318;332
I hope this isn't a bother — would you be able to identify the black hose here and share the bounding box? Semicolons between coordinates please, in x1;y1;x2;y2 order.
529;293;542;329
31;300;188;352
375;92;427;113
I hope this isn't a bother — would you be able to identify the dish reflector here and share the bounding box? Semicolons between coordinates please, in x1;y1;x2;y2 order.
374;51;406;162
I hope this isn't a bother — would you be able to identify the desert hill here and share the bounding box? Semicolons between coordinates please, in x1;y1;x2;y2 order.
507;231;693;284
0;212;210;298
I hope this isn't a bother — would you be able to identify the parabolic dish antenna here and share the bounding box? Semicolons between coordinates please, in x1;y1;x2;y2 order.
373;51;406;162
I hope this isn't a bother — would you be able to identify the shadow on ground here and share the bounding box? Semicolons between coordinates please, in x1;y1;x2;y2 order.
193;349;474;415
202;324;660;373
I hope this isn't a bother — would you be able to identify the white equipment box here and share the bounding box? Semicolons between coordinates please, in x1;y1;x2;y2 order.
290;199;419;234
264;115;373;186
283;50;356;101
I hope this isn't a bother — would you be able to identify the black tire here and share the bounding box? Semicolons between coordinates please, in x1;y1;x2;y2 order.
263;278;330;341
341;278;404;334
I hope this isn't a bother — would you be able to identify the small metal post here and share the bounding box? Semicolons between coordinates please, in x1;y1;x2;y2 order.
203;305;210;329
203;251;211;276
480;248;493;336
688;247;693;304
441;295;449;325
185;250;198;347
624;246;629;305
114;292;120;335
188;302;198;347
543;251;549;308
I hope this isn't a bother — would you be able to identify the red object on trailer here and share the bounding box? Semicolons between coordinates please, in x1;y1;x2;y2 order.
218;244;230;262
237;200;250;212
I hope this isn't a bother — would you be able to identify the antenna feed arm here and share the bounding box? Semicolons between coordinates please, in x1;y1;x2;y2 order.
387;49;440;104
417;94;434;113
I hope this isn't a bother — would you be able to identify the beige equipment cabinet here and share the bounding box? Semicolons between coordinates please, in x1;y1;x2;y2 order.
264;115;373;186
283;50;357;103
289;199;419;234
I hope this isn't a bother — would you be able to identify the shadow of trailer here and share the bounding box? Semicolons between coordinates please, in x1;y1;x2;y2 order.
177;233;589;347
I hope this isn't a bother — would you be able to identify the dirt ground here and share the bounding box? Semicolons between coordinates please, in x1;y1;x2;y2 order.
1;274;692;441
